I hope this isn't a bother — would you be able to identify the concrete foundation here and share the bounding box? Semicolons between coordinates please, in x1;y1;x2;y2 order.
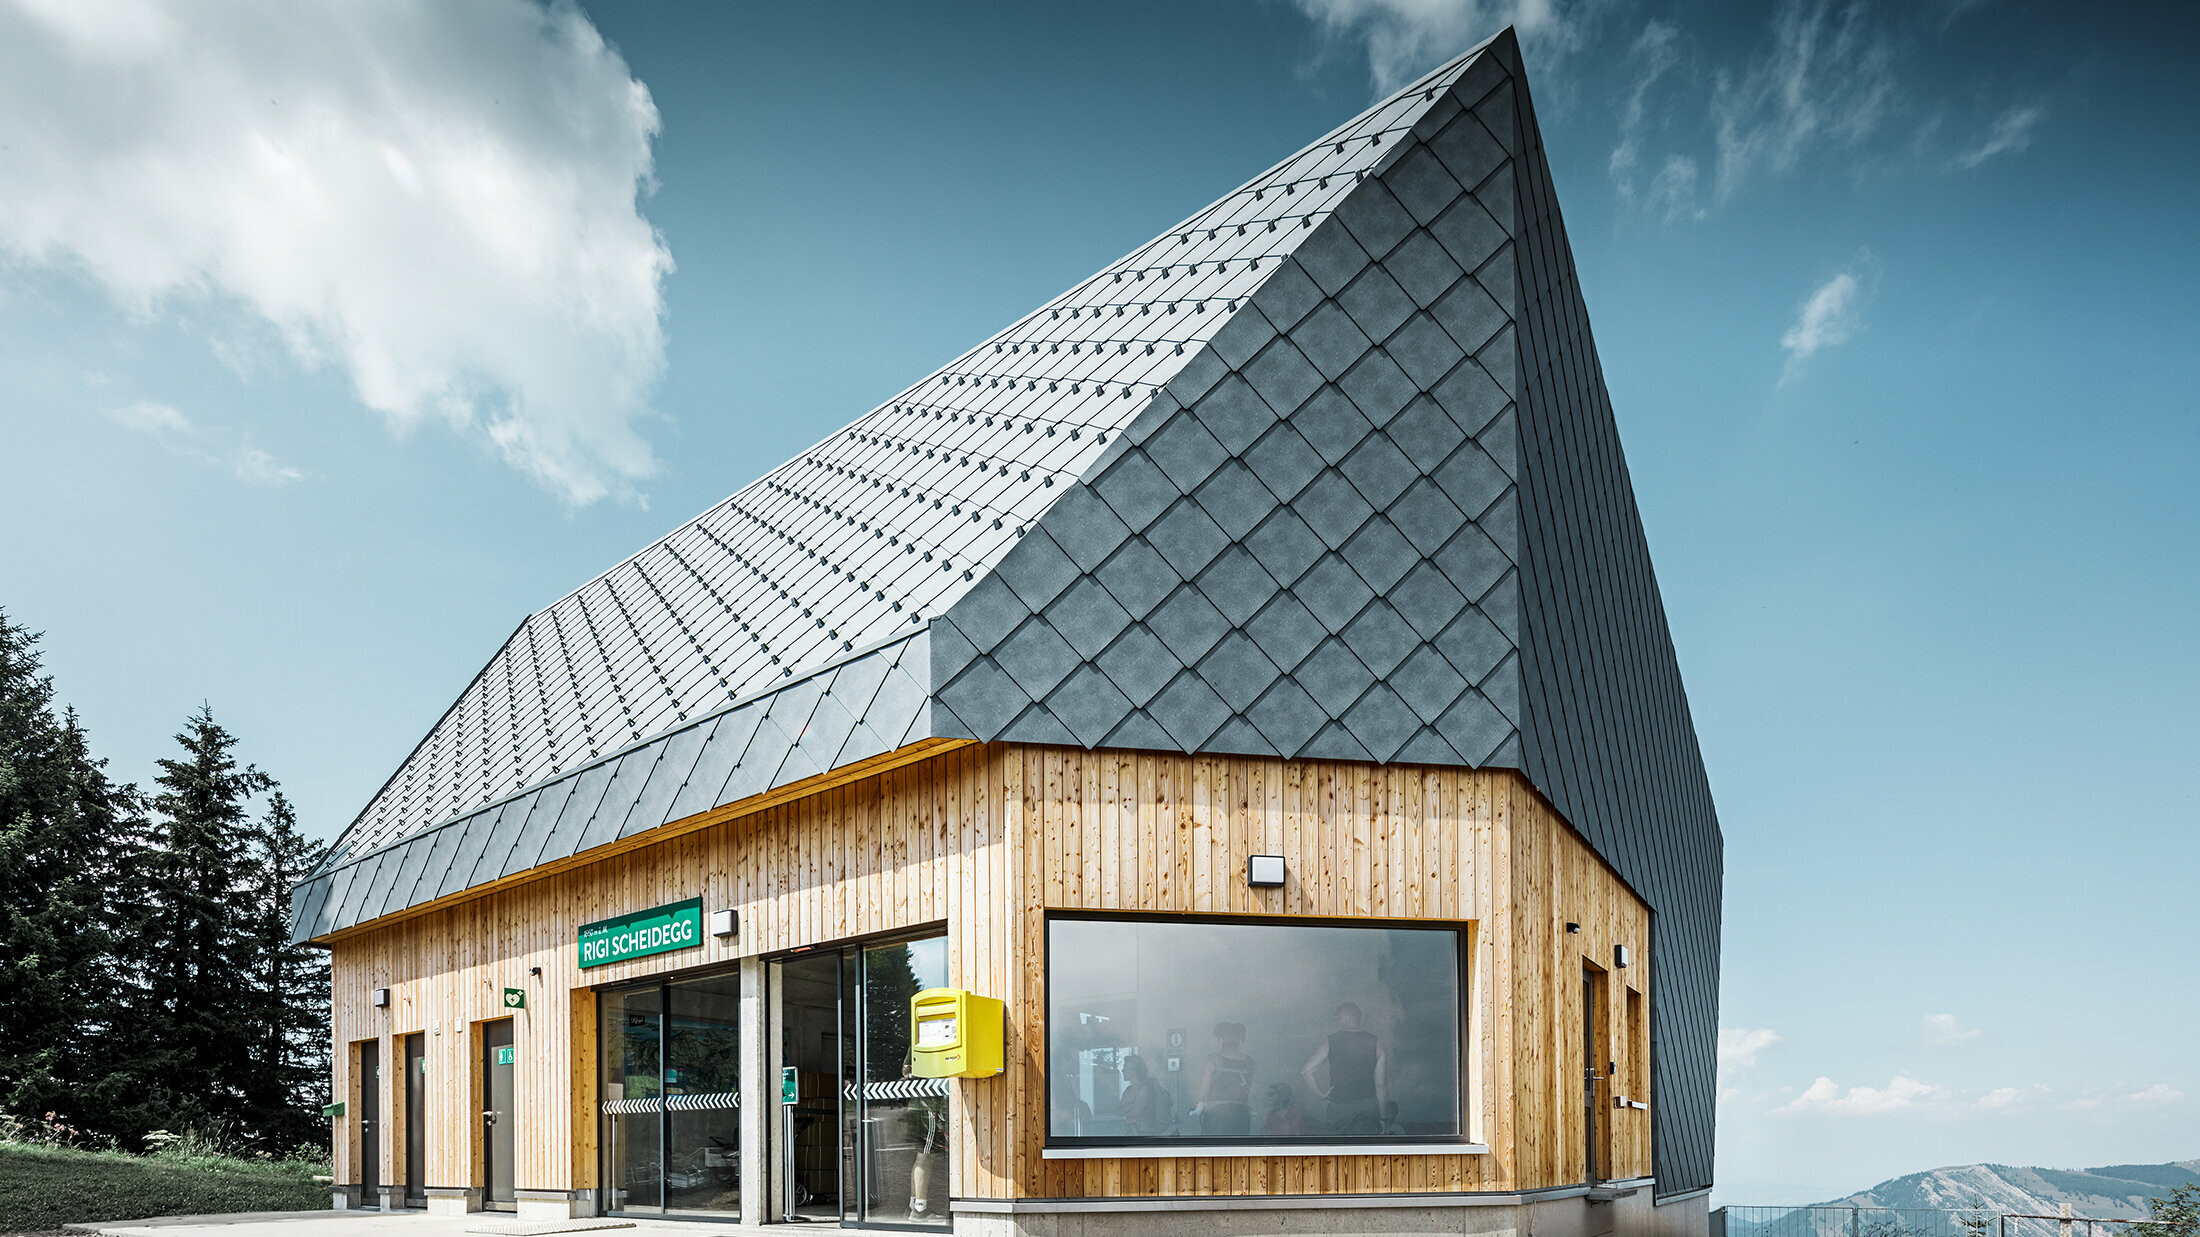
423;1186;481;1216
517;1189;587;1221
949;1183;1710;1237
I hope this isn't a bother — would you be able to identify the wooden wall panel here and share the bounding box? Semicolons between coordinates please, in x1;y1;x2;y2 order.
326;743;1652;1202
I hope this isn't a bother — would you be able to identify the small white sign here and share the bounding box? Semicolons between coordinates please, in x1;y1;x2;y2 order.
917;1016;958;1047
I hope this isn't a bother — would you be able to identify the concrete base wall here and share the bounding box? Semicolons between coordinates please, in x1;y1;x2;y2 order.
423;1187;482;1216
516;1189;584;1221
952;1189;1710;1237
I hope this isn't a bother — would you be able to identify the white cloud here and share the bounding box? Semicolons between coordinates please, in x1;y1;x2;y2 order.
0;0;671;505
1721;1026;1783;1074
1718;1026;1782;1104
1611;20;1684;202
1647;155;1703;223
106;399;304;485
1290;0;1593;96
108;399;192;436
1778;1074;1946;1116
2126;1083;2184;1107
1779;266;1867;385
1923;1013;1983;1045
1711;0;1896;202
1953;104;2044;170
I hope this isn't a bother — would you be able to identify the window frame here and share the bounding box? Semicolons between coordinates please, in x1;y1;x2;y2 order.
1041;909;1475;1152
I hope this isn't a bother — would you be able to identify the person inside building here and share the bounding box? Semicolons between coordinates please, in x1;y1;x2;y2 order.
1117;1053;1165;1136
1301;1002;1386;1135
1260;1082;1313;1136
1195;1021;1254;1135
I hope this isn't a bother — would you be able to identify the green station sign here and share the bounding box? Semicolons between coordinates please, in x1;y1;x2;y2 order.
578;897;704;969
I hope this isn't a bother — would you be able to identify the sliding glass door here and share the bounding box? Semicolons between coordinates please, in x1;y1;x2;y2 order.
772;934;951;1229
600;971;742;1218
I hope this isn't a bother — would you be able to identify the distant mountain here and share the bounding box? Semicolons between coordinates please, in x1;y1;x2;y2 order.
1818;1160;2200;1220
1722;1159;2200;1237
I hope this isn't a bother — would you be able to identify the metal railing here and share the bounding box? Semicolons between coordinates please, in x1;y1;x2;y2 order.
1717;1205;1991;1237
1714;1206;2167;1237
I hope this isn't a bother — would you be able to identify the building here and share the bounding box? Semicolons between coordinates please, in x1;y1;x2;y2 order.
290;28;1722;1237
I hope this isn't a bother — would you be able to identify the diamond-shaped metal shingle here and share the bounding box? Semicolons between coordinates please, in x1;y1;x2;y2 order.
1092;540;1180;619
1338;266;1418;344
1243;423;1325;501
1043;579;1134;660
1093;625;1182;706
1193;461;1279;541
1386;232;1465;308
1147;411;1230;493
1145;500;1231;578
1337;348;1417;426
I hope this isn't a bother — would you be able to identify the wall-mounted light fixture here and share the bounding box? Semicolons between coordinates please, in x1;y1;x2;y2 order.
1614;944;1631;969
1246;855;1286;888
1565;922;1581;935
528;966;542;977
372;988;391;1008
710;909;739;938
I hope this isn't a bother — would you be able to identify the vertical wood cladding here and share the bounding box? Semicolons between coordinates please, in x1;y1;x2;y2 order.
326;743;1648;1200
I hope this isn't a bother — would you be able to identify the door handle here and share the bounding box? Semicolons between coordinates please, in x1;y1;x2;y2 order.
482;1111;499;1125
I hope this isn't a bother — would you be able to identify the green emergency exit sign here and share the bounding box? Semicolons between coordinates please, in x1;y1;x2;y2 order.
322;1101;346;1118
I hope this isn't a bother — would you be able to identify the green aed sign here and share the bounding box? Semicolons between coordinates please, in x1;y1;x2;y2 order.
578;897;704;969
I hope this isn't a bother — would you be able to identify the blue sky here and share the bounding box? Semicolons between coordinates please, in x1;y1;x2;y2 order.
2;0;2193;1202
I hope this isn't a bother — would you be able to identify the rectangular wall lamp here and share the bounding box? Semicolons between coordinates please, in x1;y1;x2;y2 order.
1247;855;1286;888
710;908;738;938
372;988;390;1008
1614;944;1631;969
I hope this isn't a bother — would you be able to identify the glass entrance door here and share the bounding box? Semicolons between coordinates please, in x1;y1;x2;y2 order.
771;935;951;1229
600;971;744;1218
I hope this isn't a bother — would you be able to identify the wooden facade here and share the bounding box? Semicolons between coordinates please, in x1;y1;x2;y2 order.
324;740;1651;1207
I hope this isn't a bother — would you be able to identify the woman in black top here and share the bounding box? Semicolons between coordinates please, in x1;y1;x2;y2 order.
1301;1002;1386;1136
1196;1022;1254;1135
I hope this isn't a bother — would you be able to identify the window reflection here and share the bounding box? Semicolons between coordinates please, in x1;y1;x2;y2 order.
1047;916;1463;1143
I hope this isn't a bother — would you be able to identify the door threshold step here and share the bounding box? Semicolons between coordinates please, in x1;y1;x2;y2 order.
459;1214;633;1223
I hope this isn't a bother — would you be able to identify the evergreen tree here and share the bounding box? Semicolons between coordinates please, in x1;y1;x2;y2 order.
137;704;272;1141
0;610;332;1150
240;790;330;1150
0;610;140;1132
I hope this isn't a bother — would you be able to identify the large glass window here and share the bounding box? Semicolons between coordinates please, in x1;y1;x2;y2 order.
600;971;742;1217
1046;915;1464;1145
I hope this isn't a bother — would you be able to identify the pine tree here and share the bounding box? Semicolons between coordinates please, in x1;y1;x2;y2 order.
240;790;330;1150
138;704;272;1142
0;610;140;1132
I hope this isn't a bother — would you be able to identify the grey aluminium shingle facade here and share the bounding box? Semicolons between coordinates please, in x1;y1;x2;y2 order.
928;34;1721;1196
293;28;1720;1199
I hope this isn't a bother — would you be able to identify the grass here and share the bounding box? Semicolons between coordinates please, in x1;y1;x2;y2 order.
0;1143;327;1236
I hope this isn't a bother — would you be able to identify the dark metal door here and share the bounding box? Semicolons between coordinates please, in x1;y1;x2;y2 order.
403;1033;426;1206
360;1040;381;1204
483;1021;516;1210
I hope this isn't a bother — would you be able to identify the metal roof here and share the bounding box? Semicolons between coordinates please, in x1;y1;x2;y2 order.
298;36;1494;901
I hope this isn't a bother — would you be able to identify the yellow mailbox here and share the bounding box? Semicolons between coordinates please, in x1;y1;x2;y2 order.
910;987;1004;1079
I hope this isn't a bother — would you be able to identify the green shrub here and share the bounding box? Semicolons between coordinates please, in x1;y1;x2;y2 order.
0;1142;326;1234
